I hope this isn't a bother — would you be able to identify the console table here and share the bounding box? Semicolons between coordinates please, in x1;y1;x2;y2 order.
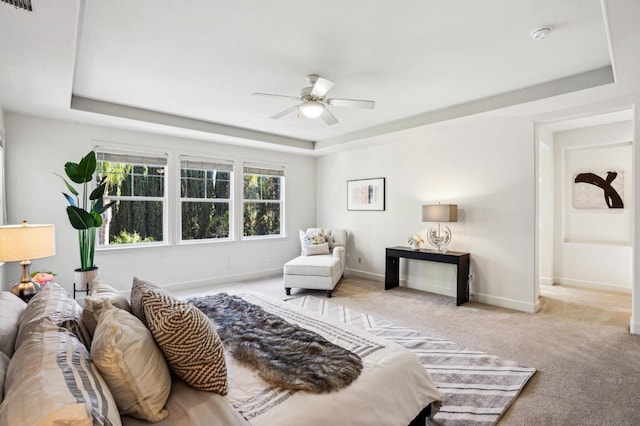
385;246;471;306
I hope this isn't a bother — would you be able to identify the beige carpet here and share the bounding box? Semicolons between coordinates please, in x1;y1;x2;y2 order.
174;275;640;425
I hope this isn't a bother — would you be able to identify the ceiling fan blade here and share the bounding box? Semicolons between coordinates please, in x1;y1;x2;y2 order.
327;98;375;109
310;76;335;98
270;105;300;119
320;108;339;126
252;92;300;101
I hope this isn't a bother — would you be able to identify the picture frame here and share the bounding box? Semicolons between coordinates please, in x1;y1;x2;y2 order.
572;170;624;209
347;177;385;211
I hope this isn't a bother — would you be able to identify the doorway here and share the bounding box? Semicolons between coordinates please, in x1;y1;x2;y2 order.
536;111;634;327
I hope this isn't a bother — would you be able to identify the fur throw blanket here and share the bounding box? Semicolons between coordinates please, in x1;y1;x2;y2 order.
189;293;363;393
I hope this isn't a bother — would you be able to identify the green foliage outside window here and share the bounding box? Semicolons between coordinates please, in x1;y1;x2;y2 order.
180;168;231;240
96;159;165;245
243;174;282;237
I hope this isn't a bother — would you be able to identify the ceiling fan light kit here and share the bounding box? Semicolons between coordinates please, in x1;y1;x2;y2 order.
252;74;375;125
299;100;325;118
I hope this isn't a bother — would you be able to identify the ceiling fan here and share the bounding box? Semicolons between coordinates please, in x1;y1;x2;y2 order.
252;74;375;125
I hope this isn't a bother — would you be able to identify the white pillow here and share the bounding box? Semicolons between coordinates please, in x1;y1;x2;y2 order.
0;292;26;358
0;318;121;425
299;228;330;256
0;352;9;402
302;242;330;255
81;279;131;337
91;300;171;422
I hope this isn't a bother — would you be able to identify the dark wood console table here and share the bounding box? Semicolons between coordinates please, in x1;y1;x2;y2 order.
385;246;471;306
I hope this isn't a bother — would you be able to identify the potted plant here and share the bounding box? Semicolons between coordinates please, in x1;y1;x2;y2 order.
58;151;113;291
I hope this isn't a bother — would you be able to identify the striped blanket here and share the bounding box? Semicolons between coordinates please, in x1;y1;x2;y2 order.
287;295;536;426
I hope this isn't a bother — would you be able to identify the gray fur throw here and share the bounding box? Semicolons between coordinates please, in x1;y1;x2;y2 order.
188;293;363;393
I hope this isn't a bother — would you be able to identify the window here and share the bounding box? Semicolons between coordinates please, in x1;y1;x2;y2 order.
243;164;284;237
95;149;168;246
180;157;233;241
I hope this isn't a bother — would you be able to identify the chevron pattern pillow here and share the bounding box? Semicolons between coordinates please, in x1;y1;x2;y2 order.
132;278;227;394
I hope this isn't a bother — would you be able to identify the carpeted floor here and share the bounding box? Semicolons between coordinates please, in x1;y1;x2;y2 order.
173;275;640;425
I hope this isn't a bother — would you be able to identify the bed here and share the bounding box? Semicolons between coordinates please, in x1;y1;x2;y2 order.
125;292;442;425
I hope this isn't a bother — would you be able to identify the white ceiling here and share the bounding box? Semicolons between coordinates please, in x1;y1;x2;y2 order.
0;0;637;154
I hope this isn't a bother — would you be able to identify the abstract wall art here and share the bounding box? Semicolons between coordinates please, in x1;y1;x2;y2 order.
573;170;624;209
347;178;385;211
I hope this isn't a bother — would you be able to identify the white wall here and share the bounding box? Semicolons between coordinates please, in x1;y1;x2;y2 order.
2;113;316;293
552;121;633;292
0;105;5;288
632;105;639;334
538;126;554;290
317;116;538;312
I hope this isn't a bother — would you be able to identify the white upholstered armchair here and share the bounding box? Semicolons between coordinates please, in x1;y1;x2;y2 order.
283;228;347;298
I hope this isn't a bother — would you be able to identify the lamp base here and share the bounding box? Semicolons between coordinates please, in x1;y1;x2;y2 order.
11;280;41;303
427;224;452;251
10;259;41;303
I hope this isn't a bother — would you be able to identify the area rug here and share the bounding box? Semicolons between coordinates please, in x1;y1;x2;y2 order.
287;295;536;426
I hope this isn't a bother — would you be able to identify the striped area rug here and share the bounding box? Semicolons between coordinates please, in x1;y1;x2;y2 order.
287;295;536;426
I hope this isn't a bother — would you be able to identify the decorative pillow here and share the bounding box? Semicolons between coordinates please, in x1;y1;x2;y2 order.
91;300;171;422
0;291;26;358
0;318;121;426
299;228;330;256
15;283;90;350
0;352;9;403
81;278;131;337
130;277;155;327
133;277;227;394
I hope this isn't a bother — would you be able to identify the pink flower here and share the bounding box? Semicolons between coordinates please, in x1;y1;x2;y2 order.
33;273;55;285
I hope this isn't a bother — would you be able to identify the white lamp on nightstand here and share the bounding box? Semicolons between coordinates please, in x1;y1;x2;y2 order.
0;221;56;302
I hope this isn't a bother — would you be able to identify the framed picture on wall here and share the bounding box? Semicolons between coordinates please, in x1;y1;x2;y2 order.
347;178;385;211
572;170;624;209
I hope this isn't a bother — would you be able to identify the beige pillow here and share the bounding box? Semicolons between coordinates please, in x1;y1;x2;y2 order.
0;352;9;402
81;278;131;337
0;318;121;426
91;300;171;422
15;283;90;350
0;291;26;357
133;278;227;394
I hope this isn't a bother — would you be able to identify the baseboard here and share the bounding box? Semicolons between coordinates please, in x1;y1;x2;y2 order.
539;277;553;286
471;291;538;313
344;268;384;282
161;268;283;293
630;316;640;335
553;277;632;294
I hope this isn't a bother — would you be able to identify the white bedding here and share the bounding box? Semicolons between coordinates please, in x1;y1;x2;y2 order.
228;293;443;425
123;292;442;426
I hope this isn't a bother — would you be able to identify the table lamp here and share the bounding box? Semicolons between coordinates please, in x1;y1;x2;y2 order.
0;221;56;302
422;204;457;251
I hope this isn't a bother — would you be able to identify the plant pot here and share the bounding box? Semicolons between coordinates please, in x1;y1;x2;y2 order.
74;266;99;292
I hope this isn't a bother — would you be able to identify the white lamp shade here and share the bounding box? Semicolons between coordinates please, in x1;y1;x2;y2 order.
299;100;325;118
0;223;56;261
422;204;458;223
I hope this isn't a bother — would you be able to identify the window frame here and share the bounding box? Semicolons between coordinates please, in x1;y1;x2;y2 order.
178;155;234;244
241;163;285;240
94;147;169;249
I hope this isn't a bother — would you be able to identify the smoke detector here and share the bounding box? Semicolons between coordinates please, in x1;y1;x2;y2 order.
530;26;552;40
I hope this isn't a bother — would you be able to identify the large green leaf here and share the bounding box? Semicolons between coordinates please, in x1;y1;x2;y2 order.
90;182;106;200
91;211;103;228
66;206;94;230
77;151;97;183
65;162;84;184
